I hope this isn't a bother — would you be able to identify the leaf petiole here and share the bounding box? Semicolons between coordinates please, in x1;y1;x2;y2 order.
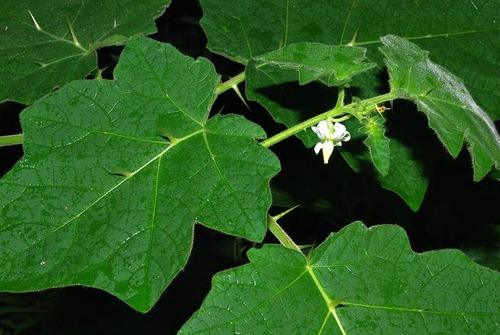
0;134;24;147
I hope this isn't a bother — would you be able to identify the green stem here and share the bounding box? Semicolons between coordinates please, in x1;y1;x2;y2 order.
335;86;345;109
214;71;246;95
261;92;396;148
267;215;302;253
0;134;24;147
261;109;347;148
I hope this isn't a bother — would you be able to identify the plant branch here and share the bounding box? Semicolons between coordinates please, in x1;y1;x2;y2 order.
0;92;395;150
261;92;396;148
0;134;24;147
214;71;246;95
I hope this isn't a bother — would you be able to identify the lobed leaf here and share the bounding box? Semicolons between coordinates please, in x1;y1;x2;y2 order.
0;0;170;104
380;35;500;181
180;222;500;334
0;36;280;312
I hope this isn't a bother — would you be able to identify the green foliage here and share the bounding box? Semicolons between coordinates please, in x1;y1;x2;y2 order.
0;36;279;312
181;223;499;334
252;43;375;87
246;43;375;146
0;0;170;104
340;118;433;211
381;35;500;181
0;0;499;333
361;115;391;176
200;0;500;119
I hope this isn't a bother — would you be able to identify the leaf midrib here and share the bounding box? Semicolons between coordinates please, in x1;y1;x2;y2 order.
2;129;203;268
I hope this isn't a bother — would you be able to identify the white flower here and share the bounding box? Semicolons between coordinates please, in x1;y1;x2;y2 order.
311;120;351;164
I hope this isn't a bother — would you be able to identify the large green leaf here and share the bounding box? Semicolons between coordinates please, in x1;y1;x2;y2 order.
380;35;500;181
0;36;280;312
200;0;499;119
180;222;500;334
0;0;170;104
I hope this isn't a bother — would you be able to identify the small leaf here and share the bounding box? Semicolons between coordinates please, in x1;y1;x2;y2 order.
380;35;500;181
361;115;390;176
0;0;170;104
180;222;500;334
0;36;280;312
379;139;429;211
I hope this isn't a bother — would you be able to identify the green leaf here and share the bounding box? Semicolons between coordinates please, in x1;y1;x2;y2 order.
378;139;429;211
246;43;374;146
380;35;500;181
361;115;391;176
252;43;375;87
180;222;500;334
0;36;280;312
0;0;170;104
199;0;499;119
340;117;434;211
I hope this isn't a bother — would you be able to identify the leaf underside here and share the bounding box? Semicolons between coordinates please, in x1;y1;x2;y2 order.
361;115;391;176
340;117;435;212
0;36;280;312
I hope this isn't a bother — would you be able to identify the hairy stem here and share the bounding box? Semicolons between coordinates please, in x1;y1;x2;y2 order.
335;86;345;109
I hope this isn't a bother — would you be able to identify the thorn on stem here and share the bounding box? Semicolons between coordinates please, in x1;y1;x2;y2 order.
347;29;359;46
231;84;250;110
110;169;133;178
272;205;300;221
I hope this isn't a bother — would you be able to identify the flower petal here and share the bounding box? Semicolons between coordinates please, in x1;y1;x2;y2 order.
322;140;334;164
331;122;347;141
341;132;351;141
313;142;323;154
316;120;330;139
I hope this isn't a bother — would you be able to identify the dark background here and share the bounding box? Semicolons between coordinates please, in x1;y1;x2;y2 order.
1;0;498;333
